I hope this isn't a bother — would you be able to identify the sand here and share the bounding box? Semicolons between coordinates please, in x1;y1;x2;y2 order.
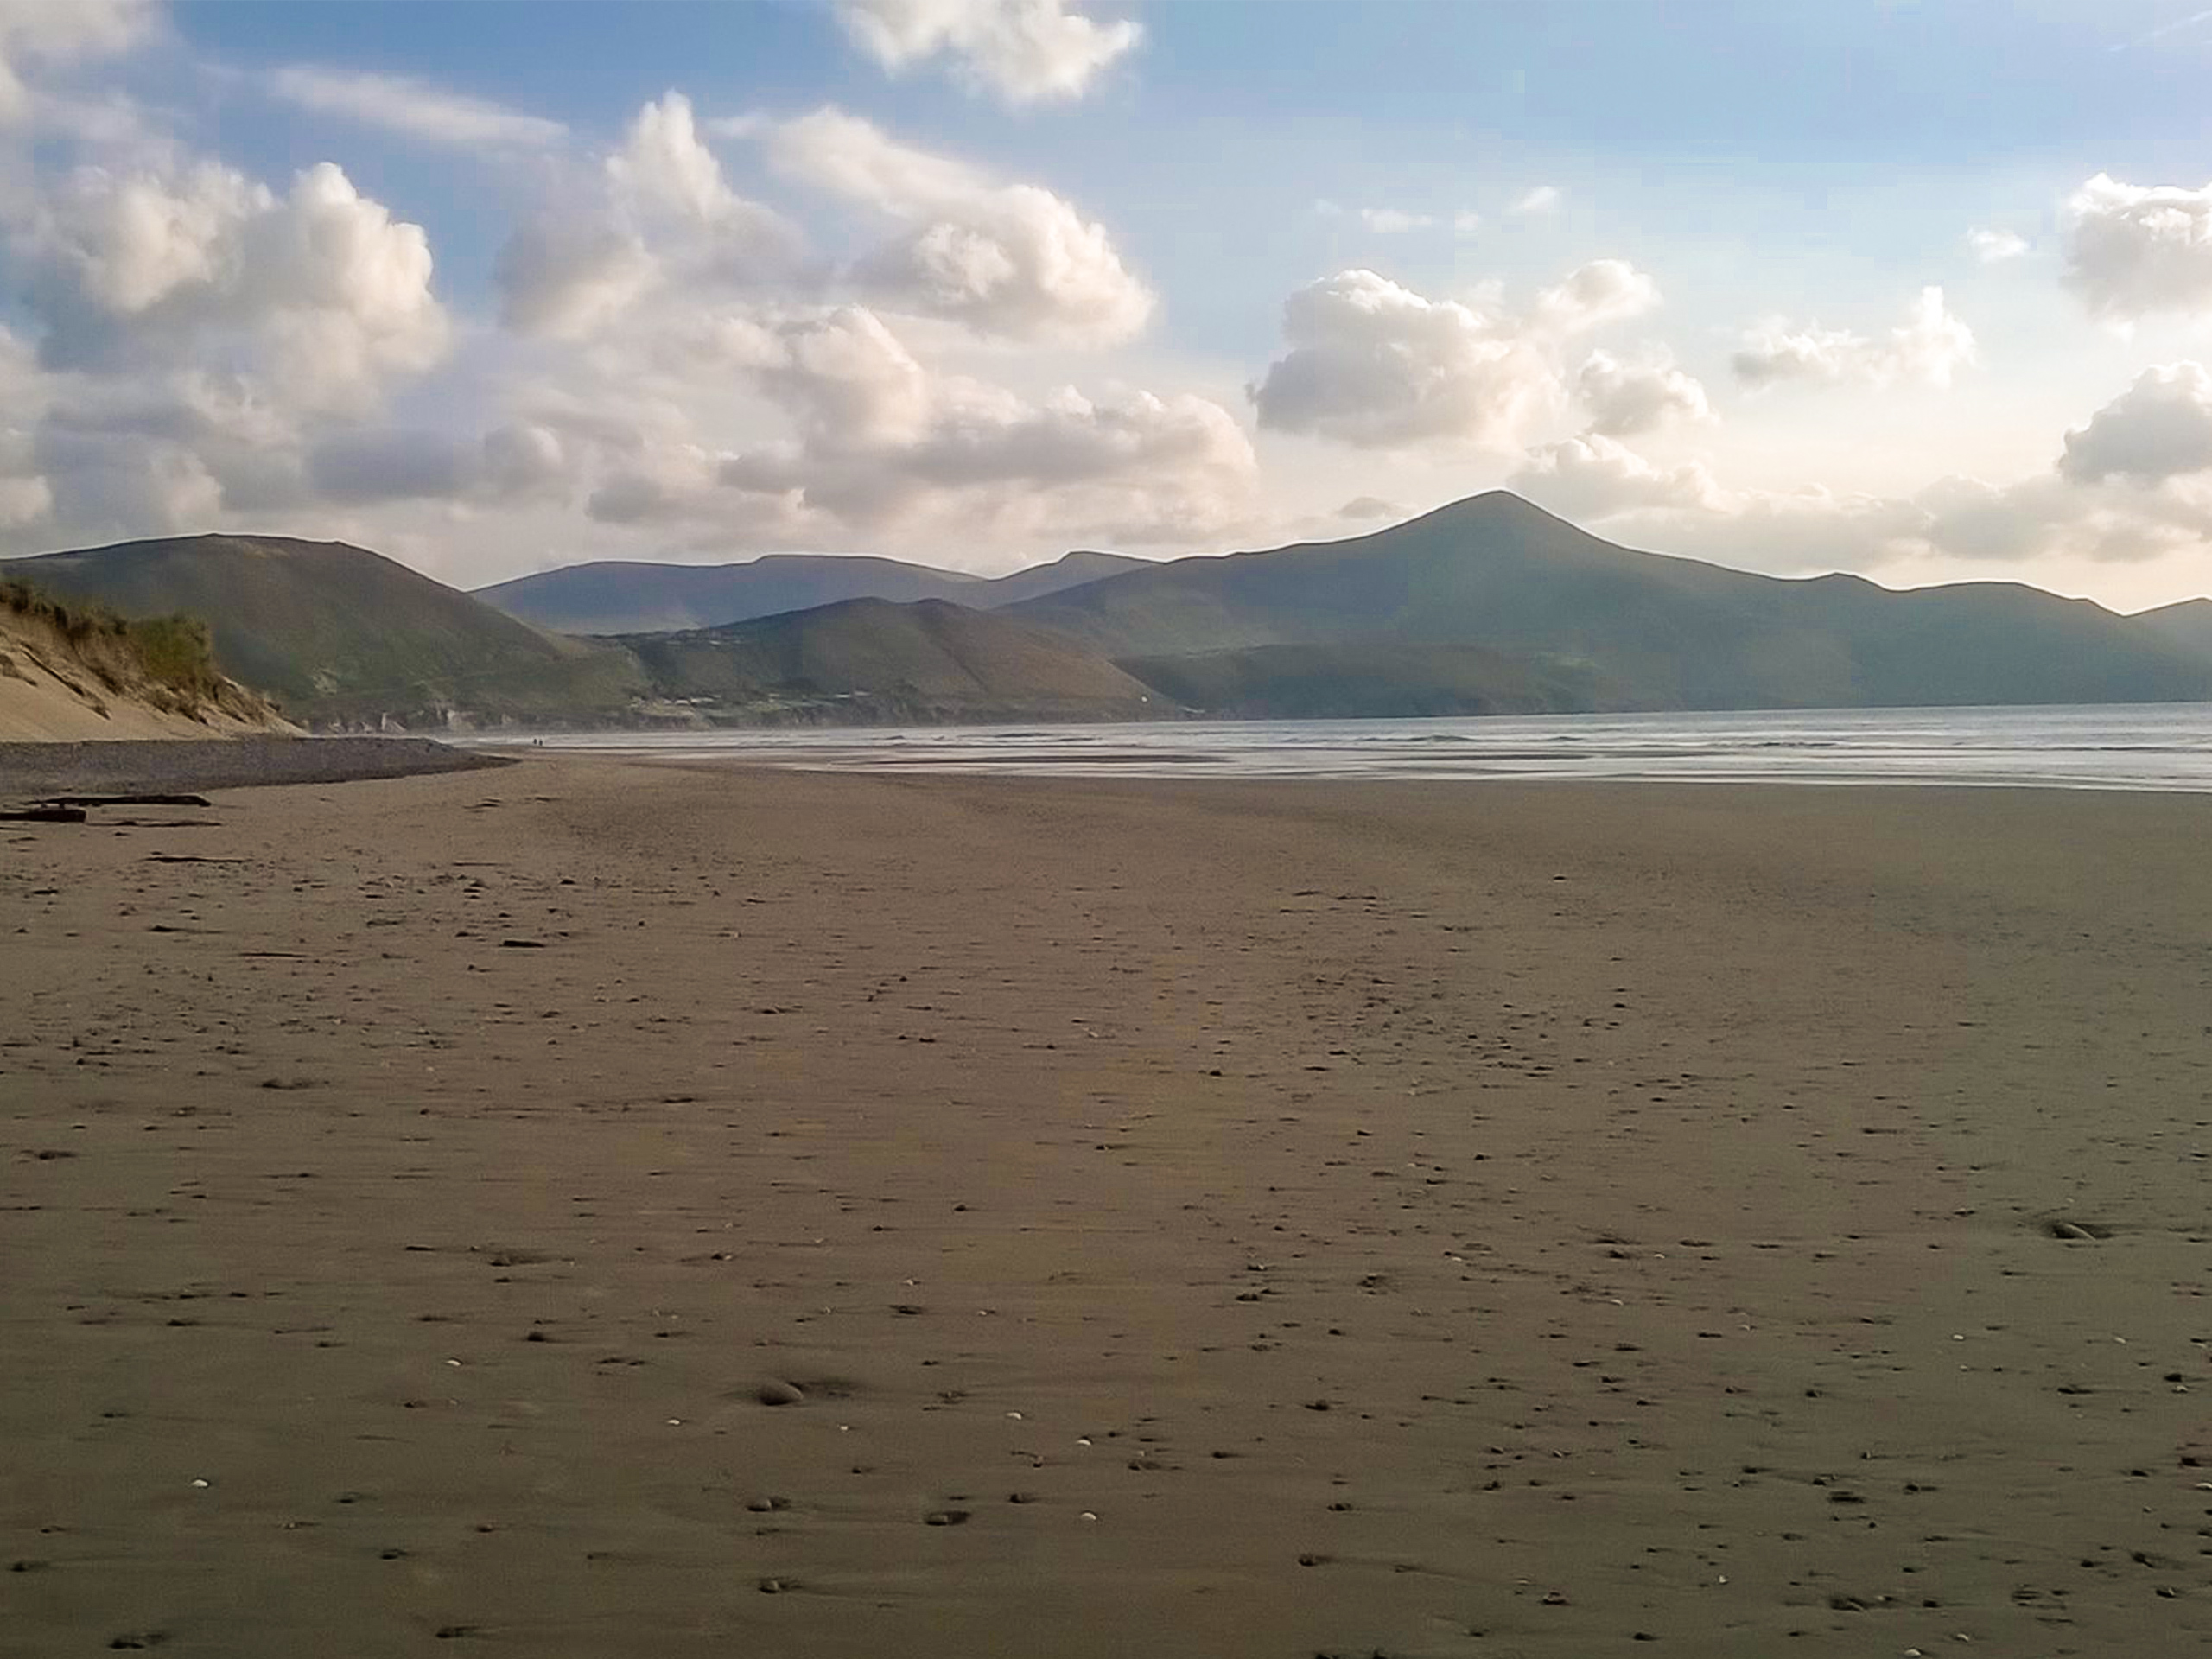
2;756;2206;1657
0;614;291;744
0;738;508;802
0;675;259;743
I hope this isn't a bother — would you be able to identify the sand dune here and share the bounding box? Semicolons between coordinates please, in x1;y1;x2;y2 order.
2;760;2206;1656
0;664;229;741
0;607;289;742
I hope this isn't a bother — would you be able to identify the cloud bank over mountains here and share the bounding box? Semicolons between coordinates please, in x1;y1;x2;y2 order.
1732;289;1976;391
0;0;2203;606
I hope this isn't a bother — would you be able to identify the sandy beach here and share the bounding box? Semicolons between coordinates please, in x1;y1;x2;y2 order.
2;755;2206;1657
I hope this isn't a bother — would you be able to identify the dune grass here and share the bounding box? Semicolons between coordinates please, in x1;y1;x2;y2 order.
0;574;241;710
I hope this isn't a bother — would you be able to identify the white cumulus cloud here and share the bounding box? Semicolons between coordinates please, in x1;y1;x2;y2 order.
596;300;1257;545
1732;287;1975;390
2062;173;2212;322
2058;362;2212;485
770;107;1151;344
493;92;804;338
611;92;754;227
21;156;448;409
1531;259;1662;336
724;302;1250;535
1249;261;1661;449
702;303;935;448
494;220;655;339
1574;347;1714;436
0;0;154;130
458;101;1235;561
835;0;1140;105
34;423;223;538
307;421;570;505
1880;287;1978;385
484;292;1254;552
0;111;475;550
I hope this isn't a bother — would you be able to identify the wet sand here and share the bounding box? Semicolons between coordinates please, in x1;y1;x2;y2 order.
2;757;2207;1657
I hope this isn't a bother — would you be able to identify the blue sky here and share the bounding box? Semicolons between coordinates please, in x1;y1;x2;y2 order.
2;1;2209;607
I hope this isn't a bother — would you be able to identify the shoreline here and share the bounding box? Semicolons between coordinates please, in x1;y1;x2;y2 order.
508;746;2212;801
4;756;2206;1656
454;700;2212;795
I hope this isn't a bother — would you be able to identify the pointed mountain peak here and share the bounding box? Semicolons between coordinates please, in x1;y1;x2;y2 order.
1406;490;1576;531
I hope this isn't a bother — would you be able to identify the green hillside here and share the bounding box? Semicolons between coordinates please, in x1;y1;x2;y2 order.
621;598;1164;723
10;535;644;728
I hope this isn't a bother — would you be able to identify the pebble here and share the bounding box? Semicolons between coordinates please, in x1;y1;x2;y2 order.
756;1381;804;1407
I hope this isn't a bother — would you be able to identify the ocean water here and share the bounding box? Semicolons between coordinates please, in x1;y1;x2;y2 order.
497;703;2212;791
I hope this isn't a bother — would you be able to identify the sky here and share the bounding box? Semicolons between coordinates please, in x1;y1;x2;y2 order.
0;1;2209;608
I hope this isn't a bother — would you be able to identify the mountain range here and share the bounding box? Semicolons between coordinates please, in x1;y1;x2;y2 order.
4;493;2208;729
1009;493;2212;712
478;550;1147;634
